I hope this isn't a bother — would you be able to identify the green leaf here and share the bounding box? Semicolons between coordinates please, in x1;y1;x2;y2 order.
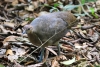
0;64;5;67
60;57;76;65
43;4;52;8
90;7;98;18
53;3;59;8
94;64;100;67
81;0;97;5
63;5;80;10
85;0;97;3
49;7;59;12
25;17;34;21
90;7;95;14
81;0;86;5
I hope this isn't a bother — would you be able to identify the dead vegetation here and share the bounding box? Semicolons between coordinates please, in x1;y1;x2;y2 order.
0;0;100;67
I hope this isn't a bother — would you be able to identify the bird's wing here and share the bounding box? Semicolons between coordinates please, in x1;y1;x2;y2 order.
31;17;68;43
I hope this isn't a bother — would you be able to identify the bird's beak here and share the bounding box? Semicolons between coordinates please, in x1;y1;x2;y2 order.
22;28;26;34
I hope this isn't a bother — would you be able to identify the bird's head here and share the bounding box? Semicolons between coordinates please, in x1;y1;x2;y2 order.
23;25;33;34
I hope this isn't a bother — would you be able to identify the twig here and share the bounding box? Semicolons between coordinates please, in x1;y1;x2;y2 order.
3;11;8;19
72;25;95;30
77;0;93;18
82;53;94;67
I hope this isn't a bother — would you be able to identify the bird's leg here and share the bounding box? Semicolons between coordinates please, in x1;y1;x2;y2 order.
38;47;45;62
57;43;61;55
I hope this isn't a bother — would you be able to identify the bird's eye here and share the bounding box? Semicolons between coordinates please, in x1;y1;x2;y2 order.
27;28;30;31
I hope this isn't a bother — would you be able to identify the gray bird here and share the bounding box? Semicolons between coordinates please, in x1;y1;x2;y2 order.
23;11;76;62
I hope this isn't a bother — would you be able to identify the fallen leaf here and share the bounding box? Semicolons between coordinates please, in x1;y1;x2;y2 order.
89;32;99;42
12;0;18;6
60;56;76;65
27;63;43;67
6;49;14;55
5;0;14;2
8;55;18;62
46;47;57;55
52;58;60;67
25;5;34;11
3;36;17;47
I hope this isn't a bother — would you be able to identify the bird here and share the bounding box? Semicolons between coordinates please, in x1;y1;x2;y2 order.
23;11;76;62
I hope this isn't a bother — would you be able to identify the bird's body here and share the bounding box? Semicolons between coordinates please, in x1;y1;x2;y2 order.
23;11;76;62
24;11;76;47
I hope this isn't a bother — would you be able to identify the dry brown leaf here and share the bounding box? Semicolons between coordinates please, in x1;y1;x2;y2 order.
89;32;99;42
27;63;43;67
38;11;49;16
12;47;26;56
5;0;14;2
8;54;18;62
56;55;67;61
6;50;19;62
75;42;88;49
6;49;14;55
18;11;28;18
19;0;26;3
39;0;45;3
5;47;26;62
0;25;8;33
96;0;100;8
65;32;71;36
76;55;81;60
21;21;29;26
51;58;60;67
46;47;57;55
86;52;92;60
74;43;82;49
62;37;73;41
6;48;26;62
3;22;15;28
25;5;34;11
12;0;18;6
5;0;18;6
0;24;16;33
24;61;34;66
82;42;88;49
79;29;87;38
0;49;6;55
3;36;17;47
31;1;39;9
25;0;39;11
95;41;100;50
88;29;94;36
46;0;58;5
60;44;73;52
